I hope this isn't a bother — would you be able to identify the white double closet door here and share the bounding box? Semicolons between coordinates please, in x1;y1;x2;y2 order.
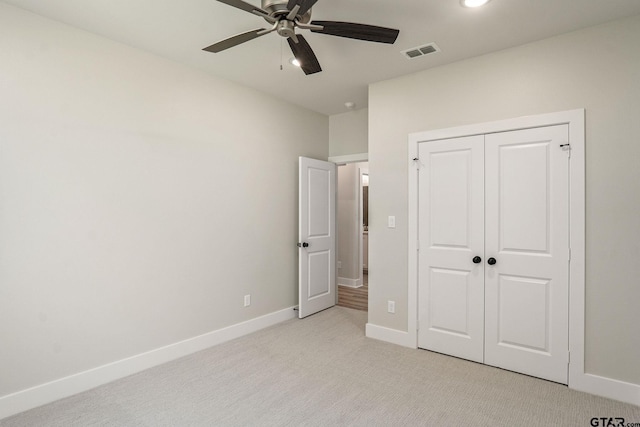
417;125;570;384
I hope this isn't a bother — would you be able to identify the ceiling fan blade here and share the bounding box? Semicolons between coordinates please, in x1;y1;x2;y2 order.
287;35;322;75
298;0;319;15
310;21;399;44
286;0;318;16
203;29;267;53
215;0;270;18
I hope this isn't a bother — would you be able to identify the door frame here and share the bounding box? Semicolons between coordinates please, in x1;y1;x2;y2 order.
408;109;585;388
358;166;369;281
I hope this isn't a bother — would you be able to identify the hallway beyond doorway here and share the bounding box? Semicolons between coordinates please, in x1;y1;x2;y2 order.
338;272;368;311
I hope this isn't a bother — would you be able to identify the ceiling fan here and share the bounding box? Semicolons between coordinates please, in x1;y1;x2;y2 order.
203;0;400;75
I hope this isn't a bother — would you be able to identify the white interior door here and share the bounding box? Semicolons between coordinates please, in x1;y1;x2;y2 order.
418;135;485;363
298;157;336;319
484;125;569;383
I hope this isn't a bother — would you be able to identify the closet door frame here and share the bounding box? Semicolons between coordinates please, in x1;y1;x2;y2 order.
408;109;585;389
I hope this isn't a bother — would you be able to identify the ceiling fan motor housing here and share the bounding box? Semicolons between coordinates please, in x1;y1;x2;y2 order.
262;0;291;15
262;0;312;23
277;20;297;38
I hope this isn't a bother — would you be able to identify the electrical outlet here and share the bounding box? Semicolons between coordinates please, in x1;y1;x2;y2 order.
387;300;395;314
244;295;251;307
388;216;396;228
337;261;342;269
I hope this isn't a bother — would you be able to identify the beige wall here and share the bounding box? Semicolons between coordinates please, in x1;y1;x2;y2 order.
368;15;640;385
329;108;368;157
331;108;369;283
0;4;328;397
337;163;368;283
337;164;358;282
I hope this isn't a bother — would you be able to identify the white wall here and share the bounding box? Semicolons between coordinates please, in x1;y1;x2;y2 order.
331;109;368;285
337;164;359;282
368;15;640;386
329;108;368;157
0;3;327;399
336;162;368;284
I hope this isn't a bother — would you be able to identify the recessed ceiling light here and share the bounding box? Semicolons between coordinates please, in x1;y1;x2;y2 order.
461;0;491;7
290;58;301;67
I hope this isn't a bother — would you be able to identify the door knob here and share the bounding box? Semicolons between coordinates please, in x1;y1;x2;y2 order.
297;242;309;248
473;256;482;264
487;257;497;265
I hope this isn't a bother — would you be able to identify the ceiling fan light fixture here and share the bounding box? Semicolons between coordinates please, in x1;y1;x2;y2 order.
461;0;491;8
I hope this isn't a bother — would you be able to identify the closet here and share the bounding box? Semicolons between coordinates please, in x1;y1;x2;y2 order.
417;125;570;384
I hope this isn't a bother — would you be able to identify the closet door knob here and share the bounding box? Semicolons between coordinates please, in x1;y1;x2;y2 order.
472;256;482;264
487;257;497;265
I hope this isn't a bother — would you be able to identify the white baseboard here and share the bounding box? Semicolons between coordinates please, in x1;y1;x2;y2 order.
338;277;362;288
0;306;297;421
570;372;640;407
365;323;416;349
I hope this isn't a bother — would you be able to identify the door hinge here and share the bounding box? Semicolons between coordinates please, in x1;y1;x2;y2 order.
417;240;420;251
560;143;571;157
568;351;570;364
568;248;572;261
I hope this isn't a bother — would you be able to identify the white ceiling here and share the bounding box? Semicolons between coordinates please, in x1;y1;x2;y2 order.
4;0;640;116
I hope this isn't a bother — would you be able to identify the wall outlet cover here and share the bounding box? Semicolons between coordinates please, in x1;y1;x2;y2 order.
387;300;395;313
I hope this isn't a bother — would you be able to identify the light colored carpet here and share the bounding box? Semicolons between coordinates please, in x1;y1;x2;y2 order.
2;307;639;426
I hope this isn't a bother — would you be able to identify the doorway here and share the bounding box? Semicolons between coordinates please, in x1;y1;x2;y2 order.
336;162;369;311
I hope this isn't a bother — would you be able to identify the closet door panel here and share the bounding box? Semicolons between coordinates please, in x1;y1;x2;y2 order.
417;135;485;363
484;125;570;384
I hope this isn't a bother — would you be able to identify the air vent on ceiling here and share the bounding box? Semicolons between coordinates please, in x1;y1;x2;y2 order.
401;43;440;60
